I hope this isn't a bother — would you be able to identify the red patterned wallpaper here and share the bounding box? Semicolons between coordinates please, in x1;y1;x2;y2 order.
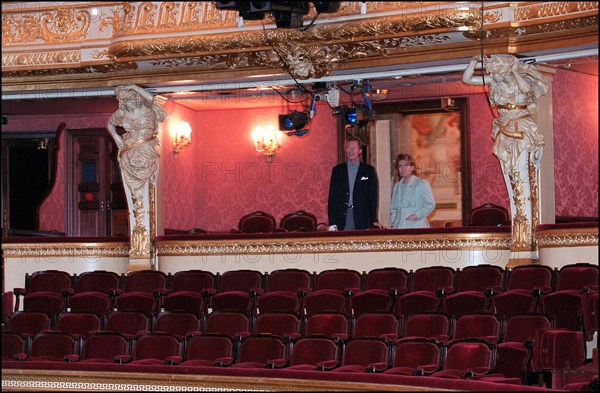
5;68;597;234
552;69;599;217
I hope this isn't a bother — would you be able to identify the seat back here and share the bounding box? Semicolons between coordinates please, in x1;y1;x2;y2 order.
410;266;455;292
364;267;409;292
453;313;501;343
6;311;52;337
74;270;121;294
442;338;496;373
29;331;79;361
288;337;339;368
2;331;30;360
403;312;453;342
582;290;599;341
122;270;168;293
81;331;131;362
24;270;73;294
469;202;509;226
184;334;234;365
340;338;390;368
238;211;277;233
218;270;263;293
555;263;599;291
314;269;362;292
169;270;216;293
503;313;553;343
391;338;442;372
504;264;554;291
264;269;313;293
304;312;350;339
132;332;182;362
455;265;505;292
203;312;250;338
105;311;151;338
235;335;287;366
253;313;302;338
279;210;317;232
154;311;201;339
353;313;401;339
56;312;102;338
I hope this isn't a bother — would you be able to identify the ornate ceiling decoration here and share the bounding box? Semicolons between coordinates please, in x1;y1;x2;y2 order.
1;2;598;93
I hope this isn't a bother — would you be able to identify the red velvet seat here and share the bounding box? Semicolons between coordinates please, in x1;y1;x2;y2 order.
383;338;442;375
115;270;168;316
444;264;505;317
104;310;151;339
320;337;391;372
14;270;73;321
279;210;318;232
453;313;502;344
302;269;362;316
210;270;264;315
2;291;14;325
22;331;79;362
349;268;410;317
258;268;312;315
68;270;121;316
163;270;216;318
56;312;102;339
5;311;52;338
402;312;454;343
126;332;183;365
284;336;340;371
582;290;598;341
394;266;455;317
491;264;554;318
353;313;401;340
554;263;598;292
253;312;302;339
532;328;586;380
203;311;250;338
2;331;30;361
237;211;278;233
304;312;351;340
179;334;235;367
227;334;288;369
429;338;496;379
153;311;201;339
79;331;131;363
469;202;510;226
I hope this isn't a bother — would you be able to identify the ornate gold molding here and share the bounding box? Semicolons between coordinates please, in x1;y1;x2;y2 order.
157;233;511;256
1;242;129;258
536;228;599;247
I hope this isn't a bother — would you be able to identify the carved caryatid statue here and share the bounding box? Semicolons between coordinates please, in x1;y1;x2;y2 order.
463;54;549;258
107;84;167;267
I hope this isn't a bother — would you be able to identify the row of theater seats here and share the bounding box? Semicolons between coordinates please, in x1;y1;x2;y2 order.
5;263;598;342
2;325;597;390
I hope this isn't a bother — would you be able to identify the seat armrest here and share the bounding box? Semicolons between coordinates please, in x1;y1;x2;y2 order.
115;354;132;364
165;355;183;365
109;288;123;297
13;353;28;361
62;288;75;296
380;333;398;342
13;288;27;296
344;287;361;297
332;333;349;342
463;367;492;378
266;358;288;369
435;335;449;343
65;354;79;362
284;333;302;341
250;288;264;297
297;288;312;298
153;288;168;298
414;365;439;376
236;331;251;339
365;362;388;373
202;288;217;298
215;356;234;367
317;360;339;371
436;286;455;296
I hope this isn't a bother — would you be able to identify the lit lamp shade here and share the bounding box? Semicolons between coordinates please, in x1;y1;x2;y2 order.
173;120;192;157
252;125;282;161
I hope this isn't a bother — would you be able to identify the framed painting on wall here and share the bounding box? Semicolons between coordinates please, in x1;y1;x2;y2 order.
374;98;471;227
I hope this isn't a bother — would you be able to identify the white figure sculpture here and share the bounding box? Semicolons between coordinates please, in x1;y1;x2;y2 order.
107;84;167;264
463;54;549;254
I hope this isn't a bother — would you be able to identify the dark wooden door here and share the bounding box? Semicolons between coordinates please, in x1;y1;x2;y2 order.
67;129;128;237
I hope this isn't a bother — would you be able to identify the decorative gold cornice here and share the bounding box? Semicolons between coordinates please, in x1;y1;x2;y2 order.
1;242;129;258
536;227;599;247
157;233;511;256
513;2;598;22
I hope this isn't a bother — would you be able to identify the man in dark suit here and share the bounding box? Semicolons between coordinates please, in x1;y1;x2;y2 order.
327;136;381;230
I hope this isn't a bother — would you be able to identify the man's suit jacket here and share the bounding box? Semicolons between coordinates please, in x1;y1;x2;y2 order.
328;162;379;230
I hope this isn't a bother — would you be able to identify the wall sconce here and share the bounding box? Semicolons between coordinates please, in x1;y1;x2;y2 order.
173;120;192;158
252;125;282;162
371;89;389;102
